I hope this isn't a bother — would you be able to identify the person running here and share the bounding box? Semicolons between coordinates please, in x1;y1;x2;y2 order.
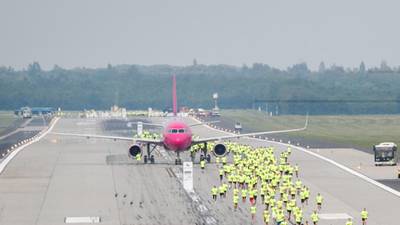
316;193;323;211
310;210;319;225
263;209;270;225
345;218;353;225
361;208;368;225
233;194;239;211
211;185;218;201
250;205;257;220
200;159;206;172
241;188;247;203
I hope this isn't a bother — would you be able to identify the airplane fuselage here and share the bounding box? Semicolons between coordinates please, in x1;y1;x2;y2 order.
162;120;192;151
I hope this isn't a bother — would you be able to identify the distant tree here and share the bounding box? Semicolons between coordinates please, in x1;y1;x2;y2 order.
2;62;400;114
330;64;345;73
28;62;41;75
318;61;326;73
52;64;63;71
359;61;366;74
288;63;309;75
380;60;391;72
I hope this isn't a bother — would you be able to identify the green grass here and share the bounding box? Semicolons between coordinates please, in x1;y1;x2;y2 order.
221;110;400;149
0;111;18;133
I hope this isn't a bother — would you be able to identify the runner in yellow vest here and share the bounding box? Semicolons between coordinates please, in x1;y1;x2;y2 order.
233;194;239;210
263;209;270;225
310;210;319;225
361;208;368;225
345;218;353;225
241;188;247;202
200;160;206;171
250;205;257;220
211;186;218;201
316;193;323;211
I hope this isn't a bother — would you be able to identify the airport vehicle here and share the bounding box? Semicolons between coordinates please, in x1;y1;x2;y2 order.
373;142;398;166
21;107;32;119
234;122;242;132
53;75;308;165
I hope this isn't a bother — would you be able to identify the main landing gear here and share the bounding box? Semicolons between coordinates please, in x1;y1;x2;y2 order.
175;151;182;165
144;143;156;164
200;142;211;163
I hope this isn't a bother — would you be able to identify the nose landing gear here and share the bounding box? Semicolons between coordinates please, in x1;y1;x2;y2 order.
175;151;182;165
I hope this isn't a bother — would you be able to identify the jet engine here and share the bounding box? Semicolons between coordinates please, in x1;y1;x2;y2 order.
128;144;142;158
213;143;228;157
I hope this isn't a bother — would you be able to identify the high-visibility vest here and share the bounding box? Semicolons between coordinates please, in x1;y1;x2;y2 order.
249;190;254;198
295;213;302;223
276;213;284;222
211;187;218;195
316;195;323;204
346;220;353;225
200;160;205;168
361;210;368;219
296;181;302;189
263;210;270;221
233;195;239;204
250;206;256;214
311;213;319;222
222;157;227;163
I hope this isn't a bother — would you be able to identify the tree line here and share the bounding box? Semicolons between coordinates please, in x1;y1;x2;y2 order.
1;62;400;114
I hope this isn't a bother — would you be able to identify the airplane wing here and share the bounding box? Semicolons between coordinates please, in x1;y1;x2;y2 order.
192;114;308;144
51;132;163;145
127;121;164;127
189;120;220;127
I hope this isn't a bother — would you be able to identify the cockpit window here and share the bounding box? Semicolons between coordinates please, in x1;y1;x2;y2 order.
169;128;184;133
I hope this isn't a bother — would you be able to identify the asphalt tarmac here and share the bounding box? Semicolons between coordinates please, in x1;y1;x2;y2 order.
0;117;399;225
0;117;51;160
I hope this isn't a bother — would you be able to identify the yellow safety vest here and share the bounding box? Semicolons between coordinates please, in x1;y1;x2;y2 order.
233;195;239;204
346;220;353;225
311;213;319;222
316;195;323;204
250;206;256;214
361;210;368;219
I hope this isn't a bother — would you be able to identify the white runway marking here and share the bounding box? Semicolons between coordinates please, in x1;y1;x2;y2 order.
64;216;101;223
0;117;60;174
319;213;352;220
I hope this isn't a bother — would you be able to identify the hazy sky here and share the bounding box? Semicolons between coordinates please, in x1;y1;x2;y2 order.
1;0;399;70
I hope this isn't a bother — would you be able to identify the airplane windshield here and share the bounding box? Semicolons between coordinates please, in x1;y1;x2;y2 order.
169;129;185;133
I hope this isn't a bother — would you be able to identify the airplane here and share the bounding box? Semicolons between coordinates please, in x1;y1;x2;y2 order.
52;75;308;165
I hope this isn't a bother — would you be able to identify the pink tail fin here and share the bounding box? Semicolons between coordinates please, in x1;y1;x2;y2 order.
172;75;177;116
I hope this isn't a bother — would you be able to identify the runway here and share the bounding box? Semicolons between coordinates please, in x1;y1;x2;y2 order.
0;117;52;160
0;117;399;225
